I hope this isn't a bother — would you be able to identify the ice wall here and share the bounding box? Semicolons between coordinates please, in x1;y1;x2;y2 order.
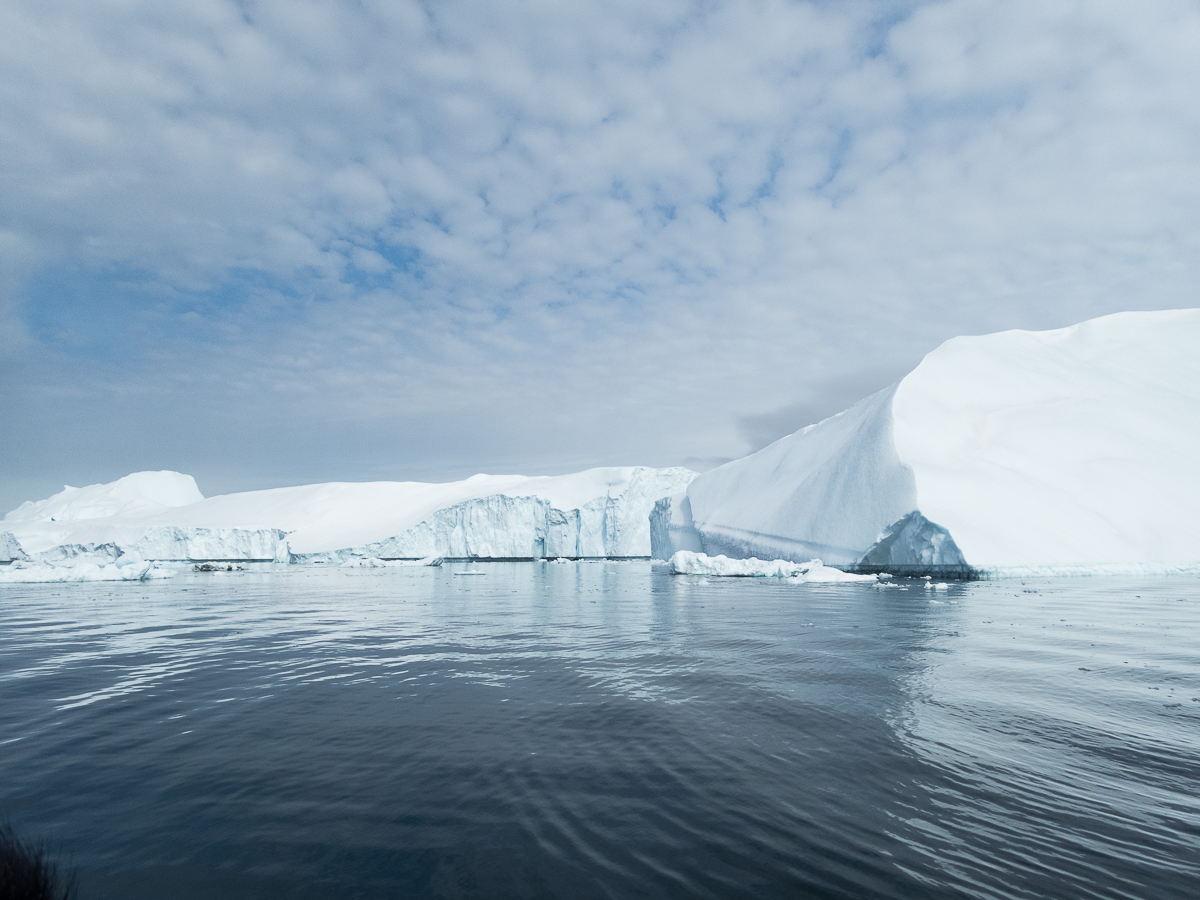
307;469;695;561
131;527;290;561
649;494;702;560
33;542;123;565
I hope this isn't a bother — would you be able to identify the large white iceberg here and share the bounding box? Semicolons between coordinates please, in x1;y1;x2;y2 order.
654;309;1200;575
3;466;697;563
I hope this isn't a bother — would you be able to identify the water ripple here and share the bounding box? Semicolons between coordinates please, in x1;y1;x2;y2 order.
1;565;1198;898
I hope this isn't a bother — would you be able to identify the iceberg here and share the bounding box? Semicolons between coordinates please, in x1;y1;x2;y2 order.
4;466;697;563
668;551;877;581
658;309;1200;575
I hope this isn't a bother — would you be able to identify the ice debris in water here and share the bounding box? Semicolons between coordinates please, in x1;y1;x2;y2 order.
0;556;175;583
340;556;443;567
668;551;876;581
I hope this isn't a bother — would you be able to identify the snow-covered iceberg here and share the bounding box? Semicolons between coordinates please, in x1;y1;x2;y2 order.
4;466;697;563
656;309;1200;575
668;551;877;581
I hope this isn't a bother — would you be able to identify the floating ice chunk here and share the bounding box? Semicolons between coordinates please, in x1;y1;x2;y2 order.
668;551;876;581
341;556;443;567
0;560;175;583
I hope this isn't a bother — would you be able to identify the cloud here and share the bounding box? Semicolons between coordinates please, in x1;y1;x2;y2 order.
1;0;1199;510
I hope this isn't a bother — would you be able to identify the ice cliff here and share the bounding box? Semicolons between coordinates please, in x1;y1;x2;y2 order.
0;532;28;563
4;466;697;563
654;309;1200;574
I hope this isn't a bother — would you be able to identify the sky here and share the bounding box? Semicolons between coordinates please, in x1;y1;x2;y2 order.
2;0;1199;514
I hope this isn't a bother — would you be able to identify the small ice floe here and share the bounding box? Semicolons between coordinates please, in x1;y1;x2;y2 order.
667;551;876;582
341;556;443;568
0;556;175;583
923;582;950;590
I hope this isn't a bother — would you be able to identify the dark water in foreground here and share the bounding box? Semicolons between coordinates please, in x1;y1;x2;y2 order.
1;563;1198;899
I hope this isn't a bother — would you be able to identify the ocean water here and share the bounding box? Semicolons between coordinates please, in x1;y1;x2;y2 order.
1;562;1197;899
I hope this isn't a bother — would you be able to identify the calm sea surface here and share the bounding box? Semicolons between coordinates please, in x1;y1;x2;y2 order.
1;562;1197;899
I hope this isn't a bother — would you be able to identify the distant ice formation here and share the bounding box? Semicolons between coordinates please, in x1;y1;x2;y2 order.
655;309;1200;575
2;466;697;565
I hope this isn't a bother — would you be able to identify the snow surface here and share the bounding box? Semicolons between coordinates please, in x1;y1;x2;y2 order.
671;309;1200;571
3;466;697;561
668;551;877;581
6;471;202;528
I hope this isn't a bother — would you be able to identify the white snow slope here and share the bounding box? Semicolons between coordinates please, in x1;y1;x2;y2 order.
663;309;1200;572
3;467;698;561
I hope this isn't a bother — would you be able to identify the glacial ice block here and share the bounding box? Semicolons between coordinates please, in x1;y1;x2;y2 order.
678;308;1200;572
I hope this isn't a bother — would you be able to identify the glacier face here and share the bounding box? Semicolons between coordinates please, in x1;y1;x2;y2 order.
131;527;291;562
299;467;699;561
673;309;1200;572
3;466;698;563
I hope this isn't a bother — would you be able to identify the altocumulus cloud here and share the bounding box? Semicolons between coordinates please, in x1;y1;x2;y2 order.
1;0;1198;509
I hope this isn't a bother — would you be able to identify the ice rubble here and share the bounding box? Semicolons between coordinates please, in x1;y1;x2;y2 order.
668;551;877;581
3;466;697;564
655;309;1200;574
